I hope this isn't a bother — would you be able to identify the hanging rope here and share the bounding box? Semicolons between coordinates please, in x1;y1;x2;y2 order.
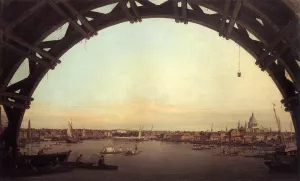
237;45;241;77
238;45;241;72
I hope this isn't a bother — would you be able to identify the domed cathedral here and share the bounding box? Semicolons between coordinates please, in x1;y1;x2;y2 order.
247;112;259;132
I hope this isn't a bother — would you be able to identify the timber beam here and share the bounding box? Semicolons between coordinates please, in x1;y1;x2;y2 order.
181;0;188;24
61;1;98;38
6;1;47;31
130;0;142;22
172;0;188;24
119;0;136;23
260;34;300;71
219;0;243;39
47;0;91;38
1;40;56;69
4;31;61;64
0;100;30;109
0;92;33;102
281;94;300;112
256;20;296;69
6;78;29;92
135;0;155;7
225;0;243;39
219;0;231;37
39;40;59;49
172;0;180;23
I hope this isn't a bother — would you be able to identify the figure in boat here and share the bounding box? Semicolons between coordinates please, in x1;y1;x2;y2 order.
52;157;60;168
76;154;83;163
37;149;44;155
98;155;104;166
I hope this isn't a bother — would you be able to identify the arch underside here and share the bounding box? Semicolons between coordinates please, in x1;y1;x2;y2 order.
0;0;299;146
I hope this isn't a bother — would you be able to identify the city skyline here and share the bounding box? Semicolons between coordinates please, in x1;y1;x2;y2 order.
6;18;292;131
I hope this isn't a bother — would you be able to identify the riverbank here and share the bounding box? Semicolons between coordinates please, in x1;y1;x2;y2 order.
14;140;297;181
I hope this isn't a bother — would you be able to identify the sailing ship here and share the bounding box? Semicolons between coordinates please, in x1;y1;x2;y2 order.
133;125;146;141
81;129;86;140
264;104;298;172
66;120;77;144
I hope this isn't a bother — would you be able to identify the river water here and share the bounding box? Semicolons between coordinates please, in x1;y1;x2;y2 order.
10;140;299;181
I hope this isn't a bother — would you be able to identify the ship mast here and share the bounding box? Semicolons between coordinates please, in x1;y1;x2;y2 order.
273;104;285;145
138;125;143;139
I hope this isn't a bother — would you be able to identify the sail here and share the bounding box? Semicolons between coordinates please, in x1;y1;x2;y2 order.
138;125;143;139
67;121;73;138
82;129;86;138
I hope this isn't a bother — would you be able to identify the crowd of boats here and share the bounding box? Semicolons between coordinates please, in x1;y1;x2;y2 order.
100;145;142;156
192;142;298;173
0;143;144;178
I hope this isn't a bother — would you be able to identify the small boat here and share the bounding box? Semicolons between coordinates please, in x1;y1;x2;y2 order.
100;147;125;154
264;161;297;173
65;162;118;170
43;145;52;150
192;146;204;150
124;150;141;156
3;166;73;178
23;151;71;167
66;139;77;144
244;149;267;158
212;153;239;156
244;154;265;158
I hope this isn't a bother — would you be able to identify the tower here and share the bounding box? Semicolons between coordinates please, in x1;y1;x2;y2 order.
211;123;213;133
244;121;247;129
238;120;240;130
226;126;228;132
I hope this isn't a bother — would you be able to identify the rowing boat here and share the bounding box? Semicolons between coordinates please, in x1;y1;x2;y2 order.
2;166;73;178
124;150;142;156
65;162;118;170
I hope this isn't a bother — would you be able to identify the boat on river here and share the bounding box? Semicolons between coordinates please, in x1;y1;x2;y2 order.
264;160;297;173
64;120;78;144
23;151;71;167
2;166;73;178
192;146;204;150
65;162;118;170
100;147;125;154
264;145;298;173
42;144;52;150
124;150;142;156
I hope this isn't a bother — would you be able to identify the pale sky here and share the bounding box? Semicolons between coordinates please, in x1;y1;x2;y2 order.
10;18;293;131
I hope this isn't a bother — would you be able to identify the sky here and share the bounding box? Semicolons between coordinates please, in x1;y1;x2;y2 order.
7;17;293;131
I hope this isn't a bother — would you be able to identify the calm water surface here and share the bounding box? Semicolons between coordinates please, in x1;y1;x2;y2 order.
9;140;299;181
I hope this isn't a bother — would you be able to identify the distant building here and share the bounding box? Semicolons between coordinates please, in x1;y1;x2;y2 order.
247;112;259;132
228;129;241;141
116;129;127;134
